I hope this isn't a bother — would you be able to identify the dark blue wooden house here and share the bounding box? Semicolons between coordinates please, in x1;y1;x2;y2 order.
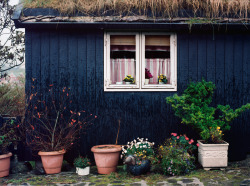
13;2;250;161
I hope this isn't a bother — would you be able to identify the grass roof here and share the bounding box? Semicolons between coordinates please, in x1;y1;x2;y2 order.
23;0;249;19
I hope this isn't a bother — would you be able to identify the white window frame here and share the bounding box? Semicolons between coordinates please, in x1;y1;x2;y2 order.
104;31;177;92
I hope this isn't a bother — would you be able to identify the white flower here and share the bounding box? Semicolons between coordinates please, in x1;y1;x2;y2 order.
146;138;148;141
120;155;123;159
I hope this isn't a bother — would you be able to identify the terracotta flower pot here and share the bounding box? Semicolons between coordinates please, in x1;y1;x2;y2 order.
91;144;121;174
38;150;66;174
0;152;12;177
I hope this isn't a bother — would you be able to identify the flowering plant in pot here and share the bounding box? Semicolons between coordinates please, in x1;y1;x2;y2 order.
121;137;157;176
123;75;134;84
158;133;196;176
74;156;91;176
24;84;96;174
145;68;153;85
166;80;250;169
158;74;167;84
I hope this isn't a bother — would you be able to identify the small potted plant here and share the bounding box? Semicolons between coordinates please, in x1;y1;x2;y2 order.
158;133;196;176
74;156;91;176
145;68;153;85
123;75;134;84
24;84;97;174
166;80;250;169
158;74;167;84
121;137;157;176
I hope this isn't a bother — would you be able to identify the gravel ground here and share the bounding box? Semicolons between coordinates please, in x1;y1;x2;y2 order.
1;154;250;186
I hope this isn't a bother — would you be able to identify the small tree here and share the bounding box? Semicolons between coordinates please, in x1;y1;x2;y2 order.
166;80;250;143
0;0;25;74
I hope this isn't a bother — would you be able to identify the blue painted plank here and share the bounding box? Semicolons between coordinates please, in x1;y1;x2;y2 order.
188;33;198;81
206;34;216;84
49;31;59;87
197;34;207;81
59;30;69;88
40;31;50;94
25;30;32;94
215;34;225;105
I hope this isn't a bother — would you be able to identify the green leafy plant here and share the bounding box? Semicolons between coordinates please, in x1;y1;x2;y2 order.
166;80;250;143
158;74;167;84
123;75;134;83
73;156;91;168
158;133;196;176
0;119;22;155
121;137;157;165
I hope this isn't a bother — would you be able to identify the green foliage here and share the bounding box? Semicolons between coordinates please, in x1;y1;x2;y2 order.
166;79;250;143
0;119;21;154
73;156;91;168
123;75;135;83
158;134;196;176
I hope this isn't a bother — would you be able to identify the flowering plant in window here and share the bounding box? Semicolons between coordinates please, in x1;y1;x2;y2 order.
123;75;134;83
73;156;91;168
145;68;153;79
158;133;196;176
23;81;97;152
121;137;157;165
158;74;168;84
166;80;250;144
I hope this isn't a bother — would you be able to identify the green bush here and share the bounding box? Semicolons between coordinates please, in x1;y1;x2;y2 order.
166;80;250;143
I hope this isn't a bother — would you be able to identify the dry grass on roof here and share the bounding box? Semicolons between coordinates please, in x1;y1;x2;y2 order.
23;0;249;18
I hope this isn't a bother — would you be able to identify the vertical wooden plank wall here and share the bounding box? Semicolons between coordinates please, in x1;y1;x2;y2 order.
25;29;250;161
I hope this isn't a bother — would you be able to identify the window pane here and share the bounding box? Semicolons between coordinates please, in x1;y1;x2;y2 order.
110;35;136;85
145;35;171;85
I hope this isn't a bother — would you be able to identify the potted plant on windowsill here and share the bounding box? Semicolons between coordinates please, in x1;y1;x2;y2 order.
121;137;157;176
24;83;97;174
74;156;91;176
166;80;250;169
145;68;153;85
123;75;134;85
158;74;167;84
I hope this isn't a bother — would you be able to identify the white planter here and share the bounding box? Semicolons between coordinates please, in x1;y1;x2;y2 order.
198;140;229;169
159;82;165;85
116;82;123;85
76;166;90;176
125;82;131;85
145;79;149;85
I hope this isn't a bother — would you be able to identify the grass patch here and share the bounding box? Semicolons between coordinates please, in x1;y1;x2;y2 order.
23;0;249;19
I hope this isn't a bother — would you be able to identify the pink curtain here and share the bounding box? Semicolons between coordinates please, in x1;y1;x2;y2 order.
110;58;135;84
145;58;171;84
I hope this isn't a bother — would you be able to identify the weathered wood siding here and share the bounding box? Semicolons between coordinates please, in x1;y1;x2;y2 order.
25;28;250;161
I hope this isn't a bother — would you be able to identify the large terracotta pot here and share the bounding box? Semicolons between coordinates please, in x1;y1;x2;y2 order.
198;140;229;170
0;152;12;177
91;144;121;174
38;150;65;174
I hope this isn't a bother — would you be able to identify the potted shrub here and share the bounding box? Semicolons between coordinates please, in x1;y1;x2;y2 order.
91;120;121;174
74;156;91;176
158;133;196;176
0;119;22;177
24;85;97;174
123;75;134;84
166;80;250;169
121;137;157;176
158;74;167;84
145;68;153;85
